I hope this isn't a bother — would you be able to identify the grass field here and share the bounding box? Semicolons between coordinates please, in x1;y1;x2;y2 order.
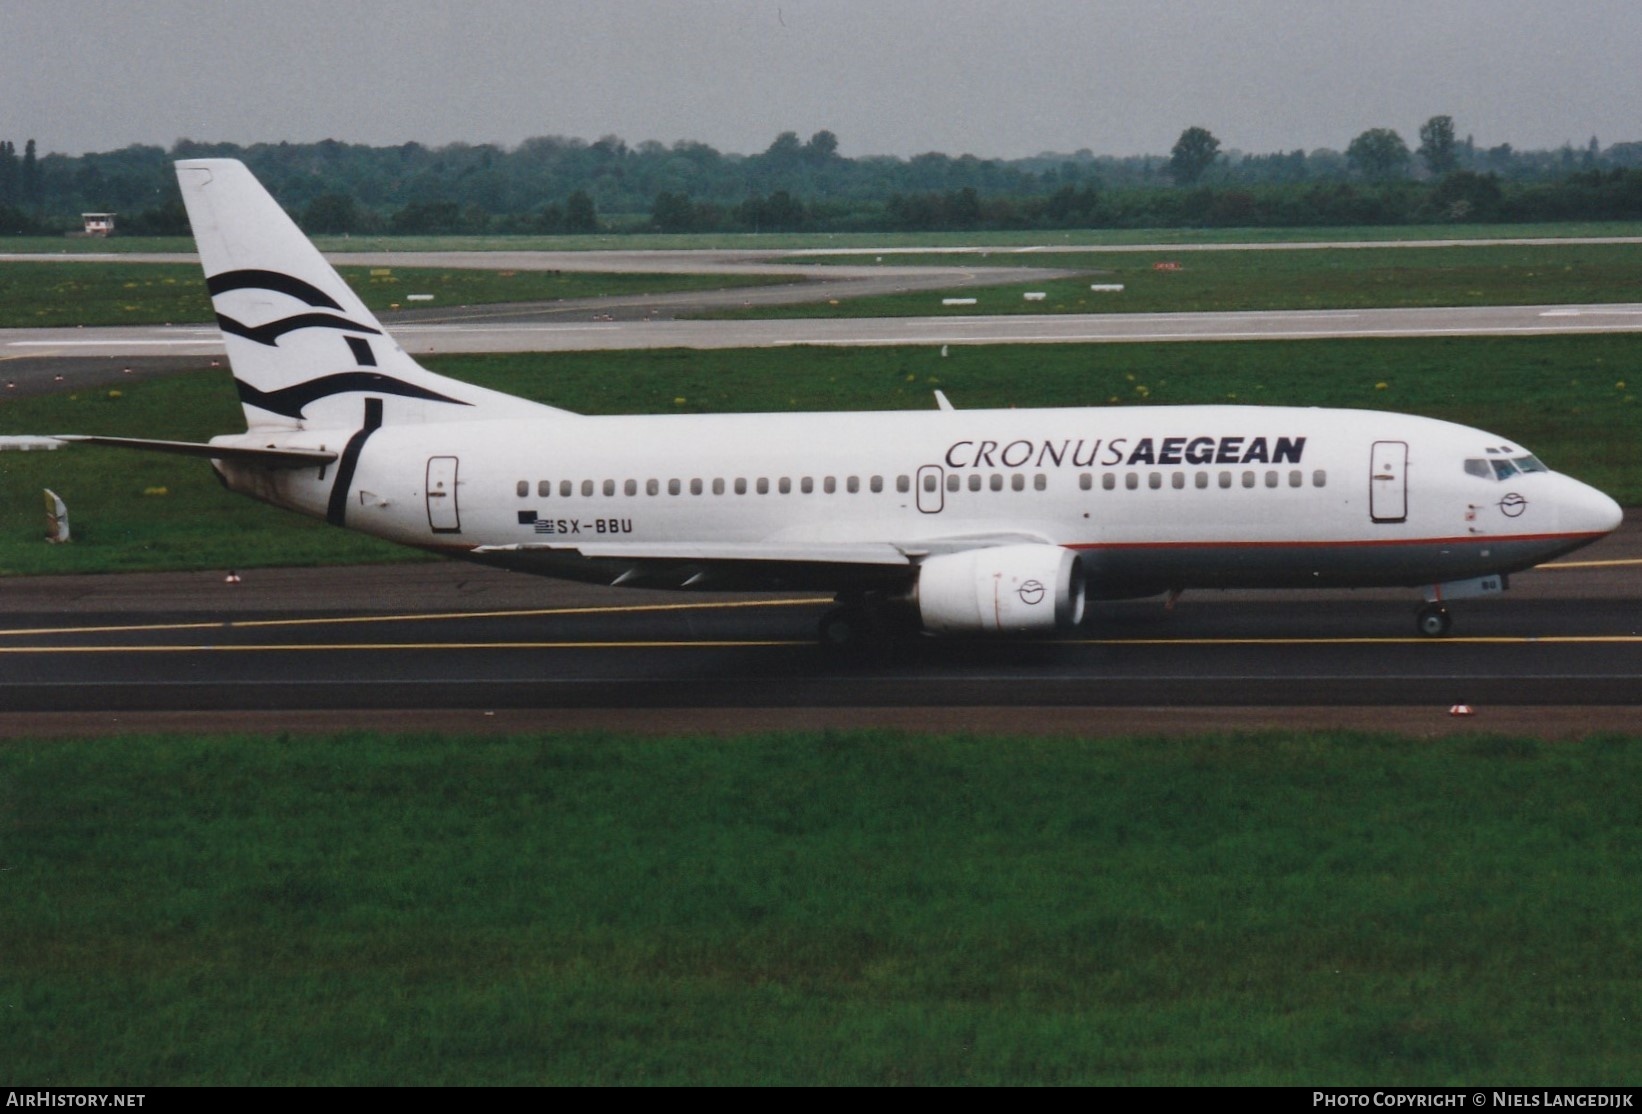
0;334;1636;575
735;242;1642;318
3;728;1638;1085
5;239;1642;328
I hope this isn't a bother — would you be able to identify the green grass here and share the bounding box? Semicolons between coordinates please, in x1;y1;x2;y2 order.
0;369;412;574
0;335;1636;575
0;261;794;328
8;239;1639;329
728;242;1642;317
2;728;1638;1085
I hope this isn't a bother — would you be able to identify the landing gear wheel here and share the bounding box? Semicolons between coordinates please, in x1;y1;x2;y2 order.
1416;603;1452;638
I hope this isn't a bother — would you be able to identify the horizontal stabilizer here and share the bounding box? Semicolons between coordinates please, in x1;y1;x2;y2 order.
50;435;337;468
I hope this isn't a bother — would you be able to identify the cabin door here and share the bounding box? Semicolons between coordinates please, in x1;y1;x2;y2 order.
1369;441;1408;524
426;456;461;533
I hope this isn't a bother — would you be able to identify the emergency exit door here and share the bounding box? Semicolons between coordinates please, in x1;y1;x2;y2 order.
1370;441;1407;523
426;456;461;533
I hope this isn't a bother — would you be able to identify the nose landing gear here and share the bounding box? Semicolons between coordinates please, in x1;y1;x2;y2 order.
1416;602;1453;638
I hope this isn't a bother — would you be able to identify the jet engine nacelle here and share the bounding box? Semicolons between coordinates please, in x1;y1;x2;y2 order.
916;544;1086;635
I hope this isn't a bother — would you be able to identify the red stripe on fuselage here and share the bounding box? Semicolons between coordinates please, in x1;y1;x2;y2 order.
1065;531;1604;553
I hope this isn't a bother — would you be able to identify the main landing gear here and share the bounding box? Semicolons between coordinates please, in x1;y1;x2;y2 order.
1416;602;1453;638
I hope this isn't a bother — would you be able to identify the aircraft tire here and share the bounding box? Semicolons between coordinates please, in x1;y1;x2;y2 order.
1416;603;1453;638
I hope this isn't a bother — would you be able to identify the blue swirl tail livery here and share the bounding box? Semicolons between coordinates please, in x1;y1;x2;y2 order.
0;159;1619;645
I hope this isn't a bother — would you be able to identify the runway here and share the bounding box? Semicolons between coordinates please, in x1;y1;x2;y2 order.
0;523;1636;726
8;303;1642;402
9;303;1642;359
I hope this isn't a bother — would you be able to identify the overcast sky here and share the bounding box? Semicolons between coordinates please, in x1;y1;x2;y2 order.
6;0;1640;160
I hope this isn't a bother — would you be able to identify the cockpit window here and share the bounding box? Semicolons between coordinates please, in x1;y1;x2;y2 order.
1468;454;1549;480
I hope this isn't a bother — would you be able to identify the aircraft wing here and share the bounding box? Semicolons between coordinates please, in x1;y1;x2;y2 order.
19;435;337;468
472;532;1052;566
473;540;915;566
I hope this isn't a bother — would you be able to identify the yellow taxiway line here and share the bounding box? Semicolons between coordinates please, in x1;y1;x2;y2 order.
1537;557;1642;570
0;596;831;640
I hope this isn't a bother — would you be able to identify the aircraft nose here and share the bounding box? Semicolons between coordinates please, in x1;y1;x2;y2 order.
1563;478;1623;537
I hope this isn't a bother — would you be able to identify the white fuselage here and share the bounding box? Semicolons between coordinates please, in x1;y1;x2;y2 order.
214;402;1621;597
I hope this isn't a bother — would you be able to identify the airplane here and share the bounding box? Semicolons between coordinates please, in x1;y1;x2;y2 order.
14;159;1625;646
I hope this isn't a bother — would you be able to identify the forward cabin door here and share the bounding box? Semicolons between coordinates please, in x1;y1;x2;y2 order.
426;455;461;533
1369;441;1408;524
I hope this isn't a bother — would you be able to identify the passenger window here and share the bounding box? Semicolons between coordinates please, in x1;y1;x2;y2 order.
1289;470;1302;488
516;480;528;498
1103;473;1116;491
1079;473;1093;490
1242;472;1255;488
1195;472;1208;489
922;474;937;492
648;479;661;496
1148;473;1162;490
1125;473;1139;490
582;479;595;497
603;479;616;497
757;478;770;494
539;480;552;498
802;477;814;494
735;478;748;495
1012;474;1026;492
969;473;982;492
942;475;955;493
1034;474;1047;491
870;475;884;493
779;477;792;494
825;477;837;494
1219;472;1232;489
713;478;725;495
690;479;702;495
1172;472;1185;489
1265;471;1278;488
896;475;910;493
991;473;1004;492
624;479;637;496
1313;470;1327;488
560;480;572;498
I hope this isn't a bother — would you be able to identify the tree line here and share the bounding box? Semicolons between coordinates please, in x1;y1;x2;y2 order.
3;120;1642;237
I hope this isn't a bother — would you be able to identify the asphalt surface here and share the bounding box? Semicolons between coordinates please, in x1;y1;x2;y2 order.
0;522;1635;733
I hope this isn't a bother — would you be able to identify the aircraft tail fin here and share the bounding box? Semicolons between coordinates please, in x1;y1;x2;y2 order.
175;159;569;431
